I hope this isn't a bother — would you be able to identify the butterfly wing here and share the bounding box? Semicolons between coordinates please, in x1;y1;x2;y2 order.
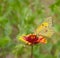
35;17;54;38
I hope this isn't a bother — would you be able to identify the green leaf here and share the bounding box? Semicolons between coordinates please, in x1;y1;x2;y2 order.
54;24;60;32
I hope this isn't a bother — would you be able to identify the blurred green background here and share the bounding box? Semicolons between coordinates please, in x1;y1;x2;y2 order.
0;0;60;58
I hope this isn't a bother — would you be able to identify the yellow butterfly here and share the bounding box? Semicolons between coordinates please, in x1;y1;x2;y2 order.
35;17;54;38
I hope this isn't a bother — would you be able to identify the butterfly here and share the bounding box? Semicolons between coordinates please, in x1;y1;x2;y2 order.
34;17;54;38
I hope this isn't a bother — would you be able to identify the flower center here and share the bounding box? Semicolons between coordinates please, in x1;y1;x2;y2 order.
31;36;35;39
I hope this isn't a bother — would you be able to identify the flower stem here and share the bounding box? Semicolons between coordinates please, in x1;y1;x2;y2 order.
30;45;33;58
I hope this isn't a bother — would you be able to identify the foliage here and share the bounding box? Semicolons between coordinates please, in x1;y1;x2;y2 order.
0;0;60;58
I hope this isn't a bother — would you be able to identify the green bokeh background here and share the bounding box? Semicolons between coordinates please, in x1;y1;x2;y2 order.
0;0;60;58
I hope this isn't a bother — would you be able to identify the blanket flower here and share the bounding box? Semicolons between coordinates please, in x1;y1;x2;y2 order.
19;34;47;45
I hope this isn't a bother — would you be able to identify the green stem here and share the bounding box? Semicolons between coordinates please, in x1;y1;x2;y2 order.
30;45;33;58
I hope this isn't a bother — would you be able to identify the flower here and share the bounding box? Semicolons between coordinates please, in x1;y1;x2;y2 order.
19;34;47;45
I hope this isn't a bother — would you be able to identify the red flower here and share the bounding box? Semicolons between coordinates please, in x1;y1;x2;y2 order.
19;34;47;45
